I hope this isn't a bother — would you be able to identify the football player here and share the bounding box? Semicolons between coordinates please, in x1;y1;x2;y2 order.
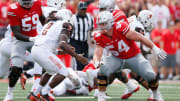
4;0;46;100
94;11;166;101
29;9;88;101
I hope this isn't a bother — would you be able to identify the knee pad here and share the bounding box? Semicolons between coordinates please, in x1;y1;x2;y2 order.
97;73;108;87
148;77;159;90
115;71;127;83
8;66;22;87
130;72;145;84
108;73;116;85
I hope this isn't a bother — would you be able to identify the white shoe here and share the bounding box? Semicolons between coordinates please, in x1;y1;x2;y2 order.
153;90;164;101
98;92;108;101
93;89;99;98
121;85;140;99
3;92;13;101
94;89;111;99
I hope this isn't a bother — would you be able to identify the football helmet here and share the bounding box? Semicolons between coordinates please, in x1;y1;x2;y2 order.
137;10;154;32
96;11;114;31
56;9;72;24
99;0;115;12
47;0;66;10
18;0;33;8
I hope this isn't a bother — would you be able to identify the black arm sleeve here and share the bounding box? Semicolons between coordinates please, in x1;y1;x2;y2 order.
11;26;30;42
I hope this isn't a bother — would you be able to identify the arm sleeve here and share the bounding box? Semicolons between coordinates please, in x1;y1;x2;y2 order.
115;21;130;36
7;6;20;26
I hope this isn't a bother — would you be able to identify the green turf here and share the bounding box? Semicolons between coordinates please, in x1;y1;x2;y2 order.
0;82;180;101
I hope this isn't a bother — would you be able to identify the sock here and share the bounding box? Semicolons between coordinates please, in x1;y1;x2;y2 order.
7;86;14;94
34;84;43;96
31;77;40;92
148;89;153;98
125;80;137;89
41;85;52;95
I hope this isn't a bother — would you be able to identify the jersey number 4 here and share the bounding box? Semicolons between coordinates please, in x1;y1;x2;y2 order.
105;40;130;56
22;14;39;31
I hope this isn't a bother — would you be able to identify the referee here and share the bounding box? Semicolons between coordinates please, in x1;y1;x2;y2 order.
70;1;94;70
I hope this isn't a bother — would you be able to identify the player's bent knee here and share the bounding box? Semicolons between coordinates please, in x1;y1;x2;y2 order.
8;66;22;87
97;73;108;90
145;71;156;82
115;71;128;83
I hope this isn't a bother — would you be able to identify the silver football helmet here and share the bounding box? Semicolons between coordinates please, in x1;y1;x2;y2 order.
99;0;115;12
96;11;114;32
47;0;66;10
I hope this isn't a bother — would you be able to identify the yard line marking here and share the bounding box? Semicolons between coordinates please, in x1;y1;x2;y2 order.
0;96;180;99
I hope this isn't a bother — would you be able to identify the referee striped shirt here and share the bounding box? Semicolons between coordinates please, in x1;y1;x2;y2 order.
71;13;94;42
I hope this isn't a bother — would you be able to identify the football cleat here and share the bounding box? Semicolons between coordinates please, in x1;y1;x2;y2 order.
153;90;164;101
121;86;140;99
29;93;40;101
20;73;27;90
3;92;13;101
97;92;111;101
94;89;111;99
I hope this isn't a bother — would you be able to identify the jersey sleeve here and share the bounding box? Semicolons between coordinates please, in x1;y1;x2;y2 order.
7;4;20;26
93;31;102;45
114;21;130;36
36;0;43;16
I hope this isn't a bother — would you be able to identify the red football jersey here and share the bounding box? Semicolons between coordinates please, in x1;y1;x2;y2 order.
175;27;180;49
161;30;178;54
93;21;141;59
113;9;128;23
0;2;8;27
151;28;163;48
7;0;43;37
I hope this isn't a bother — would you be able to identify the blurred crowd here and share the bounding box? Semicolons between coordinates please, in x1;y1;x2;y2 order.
0;0;180;80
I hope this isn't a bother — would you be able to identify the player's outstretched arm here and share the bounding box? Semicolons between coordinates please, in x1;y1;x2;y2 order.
58;22;88;65
126;30;167;60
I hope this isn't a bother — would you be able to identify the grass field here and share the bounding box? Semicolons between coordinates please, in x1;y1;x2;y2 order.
0;81;180;101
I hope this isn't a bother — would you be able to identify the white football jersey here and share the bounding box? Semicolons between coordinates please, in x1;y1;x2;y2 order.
128;15;150;52
35;20;65;53
128;15;145;31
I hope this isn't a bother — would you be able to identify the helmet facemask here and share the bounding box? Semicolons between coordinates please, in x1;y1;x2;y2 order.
138;10;154;32
97;11;114;33
19;0;33;9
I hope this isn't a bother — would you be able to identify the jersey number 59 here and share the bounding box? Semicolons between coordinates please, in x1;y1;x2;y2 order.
21;14;39;31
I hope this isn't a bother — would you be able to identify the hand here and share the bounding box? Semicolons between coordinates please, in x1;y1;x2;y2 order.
152;46;167;60
75;54;88;65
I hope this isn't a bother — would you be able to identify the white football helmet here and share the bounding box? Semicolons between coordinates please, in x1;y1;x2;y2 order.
99;0;115;12
96;11;114;31
18;0;33;8
56;9;72;24
47;0;66;10
137;10;154;32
